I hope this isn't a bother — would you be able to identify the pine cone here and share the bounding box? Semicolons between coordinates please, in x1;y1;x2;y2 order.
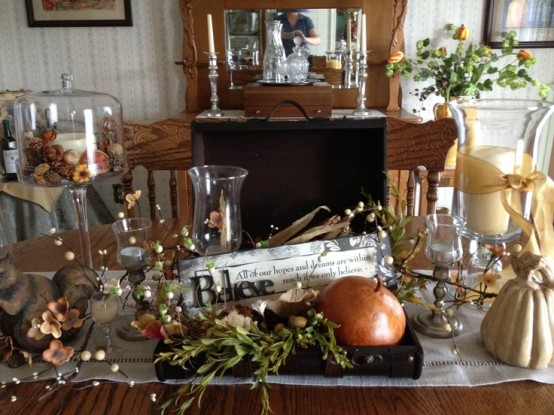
184;318;208;339
43;170;62;184
27;139;47;164
55;163;75;180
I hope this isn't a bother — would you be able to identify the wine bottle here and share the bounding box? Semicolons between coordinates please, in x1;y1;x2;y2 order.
2;119;19;182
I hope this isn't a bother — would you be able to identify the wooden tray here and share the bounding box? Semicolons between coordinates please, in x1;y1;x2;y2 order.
154;312;423;381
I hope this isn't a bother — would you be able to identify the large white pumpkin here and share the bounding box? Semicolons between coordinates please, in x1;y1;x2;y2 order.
481;252;554;369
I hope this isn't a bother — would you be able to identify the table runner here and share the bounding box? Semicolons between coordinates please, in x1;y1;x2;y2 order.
1;273;553;388
0;182;63;212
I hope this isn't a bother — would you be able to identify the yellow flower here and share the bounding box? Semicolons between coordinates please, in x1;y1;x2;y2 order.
454;24;469;40
387;51;404;64
72;163;91;184
42;340;74;366
517;49;533;62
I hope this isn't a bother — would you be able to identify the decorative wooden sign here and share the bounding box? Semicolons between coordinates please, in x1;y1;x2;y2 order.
178;234;394;308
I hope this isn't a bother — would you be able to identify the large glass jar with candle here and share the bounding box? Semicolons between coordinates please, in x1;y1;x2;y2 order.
13;73;126;185
13;74;126;268
449;98;554;244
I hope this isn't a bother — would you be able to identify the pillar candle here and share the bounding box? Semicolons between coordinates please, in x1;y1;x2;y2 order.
461;146;515;236
207;14;215;54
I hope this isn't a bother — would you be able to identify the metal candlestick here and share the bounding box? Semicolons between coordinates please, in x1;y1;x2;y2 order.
412;214;464;338
412;265;463;338
353;51;370;116
343;51;353;89
207;52;224;117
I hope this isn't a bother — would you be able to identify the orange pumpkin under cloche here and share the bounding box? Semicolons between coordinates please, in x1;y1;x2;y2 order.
316;275;406;346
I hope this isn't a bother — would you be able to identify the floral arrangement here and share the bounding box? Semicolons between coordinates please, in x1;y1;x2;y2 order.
21;115;125;185
385;23;550;111
0;184;509;414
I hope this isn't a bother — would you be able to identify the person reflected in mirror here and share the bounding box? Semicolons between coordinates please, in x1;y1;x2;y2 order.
277;9;321;57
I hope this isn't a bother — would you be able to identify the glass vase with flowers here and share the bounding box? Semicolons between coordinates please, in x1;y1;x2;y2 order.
385;23;549;167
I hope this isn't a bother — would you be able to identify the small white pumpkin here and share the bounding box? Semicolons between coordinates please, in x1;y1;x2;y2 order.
481;252;554;369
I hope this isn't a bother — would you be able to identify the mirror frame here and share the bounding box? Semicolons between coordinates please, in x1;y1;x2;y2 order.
178;0;408;114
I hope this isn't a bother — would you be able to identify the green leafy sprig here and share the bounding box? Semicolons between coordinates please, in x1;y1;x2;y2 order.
386;23;550;109
156;308;352;415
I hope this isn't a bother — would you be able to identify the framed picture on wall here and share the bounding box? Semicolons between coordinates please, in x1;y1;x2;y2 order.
484;0;554;48
25;0;132;27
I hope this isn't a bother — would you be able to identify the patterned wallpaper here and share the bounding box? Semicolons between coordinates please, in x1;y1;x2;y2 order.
1;0;553;122
0;0;184;123
1;0;553;217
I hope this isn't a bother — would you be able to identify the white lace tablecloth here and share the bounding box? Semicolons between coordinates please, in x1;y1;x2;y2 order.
2;273;553;388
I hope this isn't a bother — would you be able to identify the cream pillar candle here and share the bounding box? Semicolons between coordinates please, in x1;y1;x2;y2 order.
461;146;516;236
207;14;215;54
361;14;367;53
55;132;89;154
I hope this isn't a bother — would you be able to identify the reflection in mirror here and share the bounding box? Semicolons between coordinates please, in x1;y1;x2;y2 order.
225;9;362;64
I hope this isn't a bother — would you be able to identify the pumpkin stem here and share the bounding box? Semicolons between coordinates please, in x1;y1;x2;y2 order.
374;275;383;292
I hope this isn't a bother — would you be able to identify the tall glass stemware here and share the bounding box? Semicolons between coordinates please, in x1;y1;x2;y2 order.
90;292;119;353
412;214;464;338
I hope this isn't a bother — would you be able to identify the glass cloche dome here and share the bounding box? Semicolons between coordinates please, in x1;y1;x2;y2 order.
13;73;126;186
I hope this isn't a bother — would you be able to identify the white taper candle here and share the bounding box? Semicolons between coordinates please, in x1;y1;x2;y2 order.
207;14;215;54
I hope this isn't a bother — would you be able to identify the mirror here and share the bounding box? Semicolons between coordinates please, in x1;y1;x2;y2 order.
180;0;409;113
225;8;362;87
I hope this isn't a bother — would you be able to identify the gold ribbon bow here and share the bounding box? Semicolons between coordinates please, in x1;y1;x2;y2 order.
499;171;546;241
457;146;554;260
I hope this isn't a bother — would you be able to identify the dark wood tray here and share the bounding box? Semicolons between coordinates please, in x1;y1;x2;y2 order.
154;312;423;381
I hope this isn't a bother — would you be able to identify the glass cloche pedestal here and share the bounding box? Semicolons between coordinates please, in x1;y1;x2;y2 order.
14;74;126;268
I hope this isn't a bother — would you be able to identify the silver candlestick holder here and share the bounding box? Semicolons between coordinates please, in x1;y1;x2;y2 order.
343;51;353;89
353;51;370;116
207;52;224;117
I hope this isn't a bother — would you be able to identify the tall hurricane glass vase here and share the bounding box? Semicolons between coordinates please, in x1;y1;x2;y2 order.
188;165;248;256
14;74;126;268
449;98;554;274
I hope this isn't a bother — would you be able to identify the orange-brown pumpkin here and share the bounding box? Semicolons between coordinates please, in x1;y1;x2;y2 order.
316;275;406;346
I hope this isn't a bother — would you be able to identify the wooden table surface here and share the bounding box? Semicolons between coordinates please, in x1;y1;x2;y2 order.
5;219;554;415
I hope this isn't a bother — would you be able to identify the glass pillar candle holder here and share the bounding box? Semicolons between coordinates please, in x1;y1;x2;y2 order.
188;165;248;256
449;98;554;244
